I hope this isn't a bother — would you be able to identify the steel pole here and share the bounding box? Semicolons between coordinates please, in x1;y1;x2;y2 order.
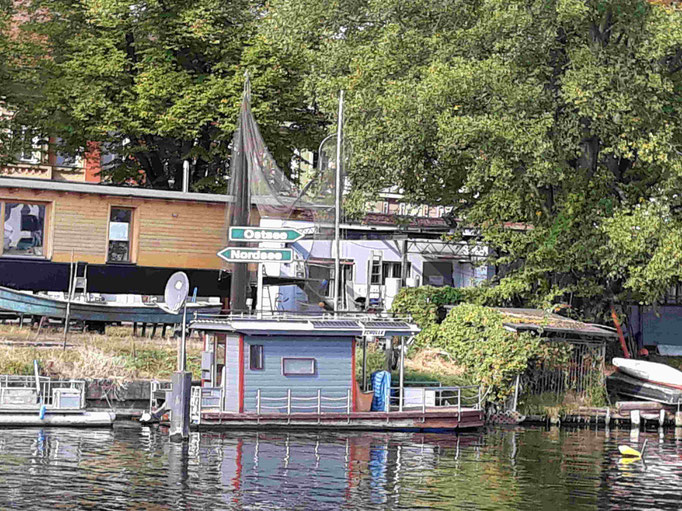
334;90;344;313
179;302;187;372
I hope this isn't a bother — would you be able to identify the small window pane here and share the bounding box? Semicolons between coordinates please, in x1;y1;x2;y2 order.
250;345;264;370
108;208;132;262
282;358;315;376
4;203;45;257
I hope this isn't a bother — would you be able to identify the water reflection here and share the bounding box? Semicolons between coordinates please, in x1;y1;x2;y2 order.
0;427;681;509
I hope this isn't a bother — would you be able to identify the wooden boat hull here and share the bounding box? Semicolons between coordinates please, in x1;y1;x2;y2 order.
0;285;221;323
0;410;116;427
607;372;682;405
613;357;682;390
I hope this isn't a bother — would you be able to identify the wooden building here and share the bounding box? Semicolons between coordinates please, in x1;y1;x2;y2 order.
0;176;237;296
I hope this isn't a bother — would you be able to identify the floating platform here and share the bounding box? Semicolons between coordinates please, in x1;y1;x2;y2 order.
195;407;484;432
0;409;116;427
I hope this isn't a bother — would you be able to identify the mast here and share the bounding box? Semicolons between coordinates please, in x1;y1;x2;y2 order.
334;90;344;313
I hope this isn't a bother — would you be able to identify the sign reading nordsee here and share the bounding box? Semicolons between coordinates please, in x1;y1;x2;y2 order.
229;227;305;242
217;247;293;263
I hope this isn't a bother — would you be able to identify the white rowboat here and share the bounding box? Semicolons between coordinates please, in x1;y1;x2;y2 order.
613;357;682;390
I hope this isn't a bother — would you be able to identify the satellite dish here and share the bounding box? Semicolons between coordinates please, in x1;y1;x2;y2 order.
162;271;190;314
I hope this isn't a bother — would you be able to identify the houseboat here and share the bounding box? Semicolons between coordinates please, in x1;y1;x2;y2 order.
187;314;485;431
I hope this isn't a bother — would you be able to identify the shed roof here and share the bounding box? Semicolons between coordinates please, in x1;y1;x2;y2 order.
190;313;420;337
495;308;618;339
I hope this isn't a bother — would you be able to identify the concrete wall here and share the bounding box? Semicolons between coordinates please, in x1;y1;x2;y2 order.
242;335;353;413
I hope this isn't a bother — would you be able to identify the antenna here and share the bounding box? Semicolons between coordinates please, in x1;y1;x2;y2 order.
163;271;190;313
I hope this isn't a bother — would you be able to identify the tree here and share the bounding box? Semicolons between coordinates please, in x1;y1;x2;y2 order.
265;0;682;317
6;0;325;190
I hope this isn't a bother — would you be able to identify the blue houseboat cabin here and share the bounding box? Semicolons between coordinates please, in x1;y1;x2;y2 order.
189;314;485;431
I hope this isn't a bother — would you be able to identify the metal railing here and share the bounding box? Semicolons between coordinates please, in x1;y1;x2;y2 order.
256;388;352;423
389;385;483;414
192;310;414;323
0;375;85;409
149;380;172;411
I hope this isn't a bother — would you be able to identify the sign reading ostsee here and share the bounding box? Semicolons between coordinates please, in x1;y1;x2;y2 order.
229;227;305;243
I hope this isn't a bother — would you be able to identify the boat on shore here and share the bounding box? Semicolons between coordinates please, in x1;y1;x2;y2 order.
613;357;682;390
0;285;221;324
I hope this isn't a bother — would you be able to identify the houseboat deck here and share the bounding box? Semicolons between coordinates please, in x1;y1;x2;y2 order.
196;407;484;431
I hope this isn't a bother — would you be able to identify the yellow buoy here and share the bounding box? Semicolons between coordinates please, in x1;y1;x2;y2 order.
618;439;648;459
618;445;642;457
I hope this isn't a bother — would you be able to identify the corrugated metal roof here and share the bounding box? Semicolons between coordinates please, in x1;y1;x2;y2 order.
495;308;618;338
190;313;420;337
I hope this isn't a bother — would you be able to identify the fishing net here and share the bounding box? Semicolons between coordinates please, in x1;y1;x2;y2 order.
226;77;345;312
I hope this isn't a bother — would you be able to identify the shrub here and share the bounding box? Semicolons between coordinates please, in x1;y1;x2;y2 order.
434;304;572;402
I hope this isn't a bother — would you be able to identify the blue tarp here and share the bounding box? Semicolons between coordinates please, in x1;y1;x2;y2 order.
371;371;391;412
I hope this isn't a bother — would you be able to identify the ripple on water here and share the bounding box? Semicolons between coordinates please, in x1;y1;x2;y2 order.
0;427;681;510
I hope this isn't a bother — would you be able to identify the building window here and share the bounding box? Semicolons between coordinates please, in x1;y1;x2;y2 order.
16;128;42;164
250;345;264;370
328;264;354;299
54;138;82;168
108;207;133;262
2;202;46;257
282;357;315;376
381;261;411;284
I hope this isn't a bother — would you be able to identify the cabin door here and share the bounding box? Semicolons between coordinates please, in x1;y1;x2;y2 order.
223;334;241;412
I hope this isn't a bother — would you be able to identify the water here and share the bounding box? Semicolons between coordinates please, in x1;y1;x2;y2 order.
0;425;681;510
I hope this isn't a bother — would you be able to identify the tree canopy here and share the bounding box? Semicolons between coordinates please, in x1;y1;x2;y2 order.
265;0;682;317
3;0;325;190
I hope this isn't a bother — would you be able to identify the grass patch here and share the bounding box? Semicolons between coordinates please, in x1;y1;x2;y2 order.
0;324;201;381
518;391;594;417
355;345;472;387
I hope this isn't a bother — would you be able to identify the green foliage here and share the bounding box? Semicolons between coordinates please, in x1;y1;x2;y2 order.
265;0;682;317
4;0;325;189
391;286;468;327
433;304;572;402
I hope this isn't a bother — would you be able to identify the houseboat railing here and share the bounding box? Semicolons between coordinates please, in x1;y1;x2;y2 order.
388;385;483;414
193;310;415;323
256;389;353;423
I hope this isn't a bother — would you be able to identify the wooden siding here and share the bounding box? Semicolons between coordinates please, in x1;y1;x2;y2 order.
242;336;353;413
0;187;228;270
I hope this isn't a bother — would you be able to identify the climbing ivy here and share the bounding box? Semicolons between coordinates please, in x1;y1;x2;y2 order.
434;304;572;402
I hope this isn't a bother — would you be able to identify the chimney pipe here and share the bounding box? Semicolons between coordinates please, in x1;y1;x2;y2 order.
182;160;190;193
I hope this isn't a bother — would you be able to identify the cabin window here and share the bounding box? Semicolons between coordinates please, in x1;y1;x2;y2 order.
108;207;134;263
282;358;315;376
249;344;264;370
2;202;46;257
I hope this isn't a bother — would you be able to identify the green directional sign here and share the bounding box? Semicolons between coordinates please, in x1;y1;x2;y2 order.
229;226;305;243
217;247;294;263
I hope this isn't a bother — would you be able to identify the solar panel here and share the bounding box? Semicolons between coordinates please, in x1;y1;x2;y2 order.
310;320;360;329
363;321;410;329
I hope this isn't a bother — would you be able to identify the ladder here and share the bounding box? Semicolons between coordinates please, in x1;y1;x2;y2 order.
365;250;384;311
69;262;88;301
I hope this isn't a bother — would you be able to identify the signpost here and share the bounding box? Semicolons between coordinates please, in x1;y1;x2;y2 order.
220;226;304;313
229;227;304;243
217;247;293;263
